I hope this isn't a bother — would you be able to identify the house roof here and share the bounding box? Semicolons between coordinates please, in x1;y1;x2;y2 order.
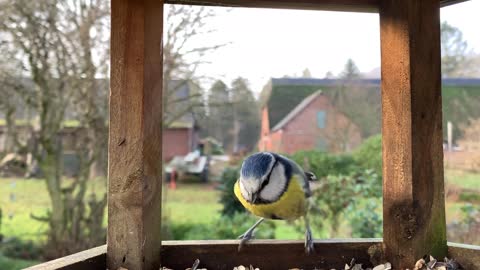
271;78;381;87
272;90;323;131
270;77;480;87
261;78;381;130
261;77;480;137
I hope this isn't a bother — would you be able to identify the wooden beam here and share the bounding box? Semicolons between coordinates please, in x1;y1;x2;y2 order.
108;0;163;269
166;0;466;12
440;0;470;8
165;0;379;12
448;242;480;269
380;0;446;269
160;239;384;269
21;240;384;270
24;245;106;270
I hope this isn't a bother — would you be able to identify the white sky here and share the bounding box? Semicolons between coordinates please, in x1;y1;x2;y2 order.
187;0;480;94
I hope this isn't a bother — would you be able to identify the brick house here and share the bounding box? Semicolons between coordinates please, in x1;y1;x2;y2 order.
258;90;362;154
257;77;480;155
162;121;199;161
162;80;200;161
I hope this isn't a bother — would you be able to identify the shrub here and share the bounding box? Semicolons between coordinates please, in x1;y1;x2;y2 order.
290;151;357;178
0;254;37;270
211;212;276;240
447;203;480;245
166;213;276;240
353;134;382;176
297;168;382;237
349;198;383;238
0;237;42;261
168;223;212;240
459;191;480;203
0;208;3;242
218;167;245;217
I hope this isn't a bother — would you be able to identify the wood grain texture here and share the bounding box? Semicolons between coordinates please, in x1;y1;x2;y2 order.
165;0;379;12
24;245;106;270
160;239;384;270
380;0;446;269
448;242;480;269
108;0;163;269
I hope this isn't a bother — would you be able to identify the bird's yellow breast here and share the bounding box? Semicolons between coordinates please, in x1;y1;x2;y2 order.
234;175;306;221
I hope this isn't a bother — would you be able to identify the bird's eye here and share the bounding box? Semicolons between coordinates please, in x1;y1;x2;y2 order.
260;177;270;191
259;158;278;192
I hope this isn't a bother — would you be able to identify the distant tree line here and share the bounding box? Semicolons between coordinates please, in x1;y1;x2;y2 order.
198;78;260;154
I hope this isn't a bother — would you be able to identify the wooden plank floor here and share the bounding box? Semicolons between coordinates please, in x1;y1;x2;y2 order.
160;239;383;270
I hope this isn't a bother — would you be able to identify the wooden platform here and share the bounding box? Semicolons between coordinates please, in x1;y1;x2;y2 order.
25;241;480;270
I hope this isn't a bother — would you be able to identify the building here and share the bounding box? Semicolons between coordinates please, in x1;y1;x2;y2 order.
258;77;480;154
162;121;199;161
259;90;362;154
162;80;200;161
0;79;200;176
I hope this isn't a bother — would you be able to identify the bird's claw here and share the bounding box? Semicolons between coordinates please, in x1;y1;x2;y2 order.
305;228;314;254
237;230;255;251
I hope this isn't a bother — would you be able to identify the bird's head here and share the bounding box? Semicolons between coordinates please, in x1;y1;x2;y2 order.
238;152;289;204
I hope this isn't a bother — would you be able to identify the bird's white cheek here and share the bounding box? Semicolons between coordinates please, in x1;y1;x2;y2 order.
239;180;249;200
259;166;287;201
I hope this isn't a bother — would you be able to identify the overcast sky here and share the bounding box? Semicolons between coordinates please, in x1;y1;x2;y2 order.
180;0;480;94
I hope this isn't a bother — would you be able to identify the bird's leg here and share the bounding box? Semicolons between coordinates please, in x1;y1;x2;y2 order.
304;215;314;254
238;218;264;251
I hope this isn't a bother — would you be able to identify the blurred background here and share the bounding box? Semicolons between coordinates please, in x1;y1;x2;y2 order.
0;1;479;268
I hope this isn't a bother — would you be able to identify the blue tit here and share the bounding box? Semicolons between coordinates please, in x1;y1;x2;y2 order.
233;151;317;254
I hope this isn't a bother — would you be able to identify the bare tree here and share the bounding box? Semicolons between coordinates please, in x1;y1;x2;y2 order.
163;4;227;127
0;0;109;258
441;21;479;78
0;54;23;153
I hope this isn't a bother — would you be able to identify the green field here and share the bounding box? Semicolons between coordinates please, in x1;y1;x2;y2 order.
445;169;480;190
0;254;38;270
0;170;478;269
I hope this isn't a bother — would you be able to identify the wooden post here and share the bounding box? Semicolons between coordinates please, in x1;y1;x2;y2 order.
380;0;446;269
108;0;163;269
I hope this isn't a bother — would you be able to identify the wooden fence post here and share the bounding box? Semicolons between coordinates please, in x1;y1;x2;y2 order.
380;0;447;268
108;0;163;269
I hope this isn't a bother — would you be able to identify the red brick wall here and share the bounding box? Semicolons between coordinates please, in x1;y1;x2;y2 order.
163;128;192;161
258;108;272;151
260;94;362;155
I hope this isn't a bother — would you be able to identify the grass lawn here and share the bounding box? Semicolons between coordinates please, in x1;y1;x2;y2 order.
0;178;302;243
445;169;480;190
163;183;222;225
0;178;106;242
444;169;480;224
163;182;301;239
0;178;50;241
1;172;479;241
0;254;38;270
0;169;478;266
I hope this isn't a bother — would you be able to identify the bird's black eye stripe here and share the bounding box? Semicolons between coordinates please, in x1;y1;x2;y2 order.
259;158;278;192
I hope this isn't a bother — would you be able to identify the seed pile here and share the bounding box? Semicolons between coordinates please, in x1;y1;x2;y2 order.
158;255;462;270
410;255;461;270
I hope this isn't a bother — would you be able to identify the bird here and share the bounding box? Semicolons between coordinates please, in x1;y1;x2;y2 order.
233;151;317;254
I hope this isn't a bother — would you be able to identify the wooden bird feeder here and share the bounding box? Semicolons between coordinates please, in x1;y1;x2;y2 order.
27;0;480;269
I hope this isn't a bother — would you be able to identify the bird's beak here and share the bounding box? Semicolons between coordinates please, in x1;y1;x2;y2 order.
251;193;258;203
